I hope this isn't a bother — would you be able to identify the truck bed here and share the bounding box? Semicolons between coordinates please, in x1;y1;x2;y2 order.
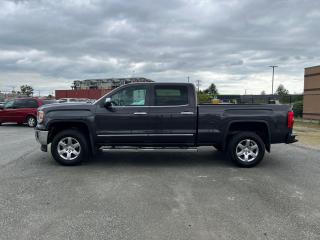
197;104;292;145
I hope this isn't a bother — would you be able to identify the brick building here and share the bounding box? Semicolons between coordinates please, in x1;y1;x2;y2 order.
303;66;320;120
72;77;153;90
56;77;154;100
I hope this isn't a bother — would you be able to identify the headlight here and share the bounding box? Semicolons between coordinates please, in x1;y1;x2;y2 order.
37;110;44;124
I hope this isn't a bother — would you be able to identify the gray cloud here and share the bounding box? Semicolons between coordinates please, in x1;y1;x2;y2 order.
0;0;320;94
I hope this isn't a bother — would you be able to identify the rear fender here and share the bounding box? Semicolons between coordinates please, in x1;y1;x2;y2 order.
223;120;271;152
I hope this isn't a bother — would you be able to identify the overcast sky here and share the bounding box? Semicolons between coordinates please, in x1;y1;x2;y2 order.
0;0;320;95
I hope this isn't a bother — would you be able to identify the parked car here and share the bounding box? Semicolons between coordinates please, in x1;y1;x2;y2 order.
57;98;93;103
35;82;297;167
42;99;58;105
0;98;47;127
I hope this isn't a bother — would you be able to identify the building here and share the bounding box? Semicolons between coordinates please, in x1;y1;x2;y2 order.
0;92;4;102
55;89;111;100
303;66;320;120
0;91;25;101
72;77;153;90
55;77;154;100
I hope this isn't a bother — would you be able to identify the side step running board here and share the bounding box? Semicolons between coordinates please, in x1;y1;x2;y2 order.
99;146;198;152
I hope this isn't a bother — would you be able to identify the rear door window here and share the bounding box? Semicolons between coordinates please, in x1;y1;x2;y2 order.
14;99;28;108
14;99;38;108
154;86;188;106
25;99;39;108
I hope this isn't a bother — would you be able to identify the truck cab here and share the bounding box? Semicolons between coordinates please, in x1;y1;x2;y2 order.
95;83;197;146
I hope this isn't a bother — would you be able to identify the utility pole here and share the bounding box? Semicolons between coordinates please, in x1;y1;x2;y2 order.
269;65;278;95
187;76;190;83
196;80;201;93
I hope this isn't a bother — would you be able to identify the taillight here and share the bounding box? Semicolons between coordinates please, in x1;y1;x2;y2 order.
288;111;294;128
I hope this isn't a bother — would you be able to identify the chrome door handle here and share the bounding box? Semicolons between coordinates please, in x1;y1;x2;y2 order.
180;111;194;115
133;112;147;115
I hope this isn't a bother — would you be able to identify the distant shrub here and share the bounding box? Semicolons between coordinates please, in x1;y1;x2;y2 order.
292;101;303;117
198;92;211;103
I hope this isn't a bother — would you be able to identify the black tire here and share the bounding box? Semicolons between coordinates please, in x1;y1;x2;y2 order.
26;116;37;127
213;144;223;152
228;132;265;168
51;129;88;166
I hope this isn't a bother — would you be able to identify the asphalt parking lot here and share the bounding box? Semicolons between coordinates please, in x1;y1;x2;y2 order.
0;125;320;240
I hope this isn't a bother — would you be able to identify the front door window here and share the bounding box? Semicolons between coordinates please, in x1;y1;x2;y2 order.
111;86;147;106
4;100;14;109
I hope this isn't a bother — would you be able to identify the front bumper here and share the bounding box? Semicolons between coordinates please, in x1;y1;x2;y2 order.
286;133;298;144
35;129;49;146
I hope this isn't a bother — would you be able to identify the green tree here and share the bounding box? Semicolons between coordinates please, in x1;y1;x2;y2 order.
275;84;289;96
260;90;266;95
292;101;303;117
197;91;211;103
204;83;218;96
20;85;34;97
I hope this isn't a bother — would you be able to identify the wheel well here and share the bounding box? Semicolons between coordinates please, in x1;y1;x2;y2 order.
226;122;270;152
26;114;36;120
48;122;92;152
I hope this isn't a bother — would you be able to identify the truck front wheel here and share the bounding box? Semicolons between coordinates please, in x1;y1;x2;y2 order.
228;132;265;168
51;129;88;166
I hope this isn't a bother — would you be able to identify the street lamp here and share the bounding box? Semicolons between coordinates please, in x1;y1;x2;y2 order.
195;80;201;93
269;65;278;95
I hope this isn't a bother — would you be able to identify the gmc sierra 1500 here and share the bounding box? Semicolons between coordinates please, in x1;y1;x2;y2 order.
35;82;296;167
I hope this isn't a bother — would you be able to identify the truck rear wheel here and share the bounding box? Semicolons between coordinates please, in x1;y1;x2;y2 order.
228;132;265;168
51;129;88;166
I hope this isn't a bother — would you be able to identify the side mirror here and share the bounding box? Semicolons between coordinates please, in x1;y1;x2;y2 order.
104;97;112;108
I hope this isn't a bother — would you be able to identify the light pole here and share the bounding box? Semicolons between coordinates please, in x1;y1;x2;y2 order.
196;80;201;93
269;65;278;95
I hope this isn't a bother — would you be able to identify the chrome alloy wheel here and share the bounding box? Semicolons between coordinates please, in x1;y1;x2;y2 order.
236;139;259;162
57;137;81;161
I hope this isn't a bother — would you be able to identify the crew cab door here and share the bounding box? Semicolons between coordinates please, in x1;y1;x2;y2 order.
148;84;197;146
95;84;152;145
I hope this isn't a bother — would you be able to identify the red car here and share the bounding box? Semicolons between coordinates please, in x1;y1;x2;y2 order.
0;98;54;127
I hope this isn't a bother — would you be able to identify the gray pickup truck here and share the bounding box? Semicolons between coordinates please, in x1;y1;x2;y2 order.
35;82;296;167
